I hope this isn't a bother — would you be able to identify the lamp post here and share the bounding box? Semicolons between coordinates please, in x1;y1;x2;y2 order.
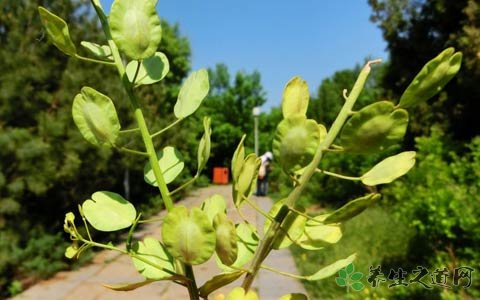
253;106;261;156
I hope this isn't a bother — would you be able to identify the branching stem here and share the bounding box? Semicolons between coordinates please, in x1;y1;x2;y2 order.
151;118;183;138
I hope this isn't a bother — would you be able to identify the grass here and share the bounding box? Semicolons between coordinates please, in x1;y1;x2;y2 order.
290;206;415;300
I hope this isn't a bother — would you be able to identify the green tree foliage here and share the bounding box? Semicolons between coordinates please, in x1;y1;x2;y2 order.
368;0;480;140
0;0;191;294
201;64;267;167
382;128;480;298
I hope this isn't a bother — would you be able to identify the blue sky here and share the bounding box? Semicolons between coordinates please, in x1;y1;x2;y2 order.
100;0;387;109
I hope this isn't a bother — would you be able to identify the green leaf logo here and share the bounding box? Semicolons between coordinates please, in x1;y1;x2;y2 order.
335;263;365;292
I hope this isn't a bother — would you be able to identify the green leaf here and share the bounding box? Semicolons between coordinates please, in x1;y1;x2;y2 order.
278;293;308;300
233;154;261;207
361;151;416;186
338;269;347;279
38;7;76;56
217;223;259;271
346;263;354;274
162;206;216;265
339;101;408;153
197;117;212;174
102;279;156;291
303;217;342;244
225;287;259;300
264;200;307;249
199;271;245;298
306;253;356;281
351;282;365;291
231;135;247;182
72;87;121;146
350;272;363;281
144;146;184;186
200;197;223;220
273;117;321;173
80;41;112;59
131;237;175;280
324;194;381;224
335;277;346;286
174;69;210;118
110;0;162;59
201;194;227;223
126;52;170;86
82;191;136;232
282;76;309;119
399;48;463;108
213;213;238;266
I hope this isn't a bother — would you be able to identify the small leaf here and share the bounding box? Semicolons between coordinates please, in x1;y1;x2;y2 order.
282;76;309;119
346;263;354;274
361;151;416;186
351;282;365;291
197;117;212;174
273;117;322;174
213;213;238;266
335;277;346;287
174;69;210;118
339;101;408;153
110;0;162;59
278;293;308;300
38;7;76;56
233;154;261;207
144;146;184;186
338;269;347;279
162;206;216;265
199;271;245;298
324;194;381;224
82;191;136;232
306;253;356;281
80;41;112;59
231;135;247;182
126;52;170;86
131;237;175;280
103;279;156;291
72;87;121;146
350;272;363;281
303;216;342;244
217;223;259;271
201;194;227;223
399;48;463;108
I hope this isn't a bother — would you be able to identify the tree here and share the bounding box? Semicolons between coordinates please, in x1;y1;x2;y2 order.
369;0;480;140
200;64;267;168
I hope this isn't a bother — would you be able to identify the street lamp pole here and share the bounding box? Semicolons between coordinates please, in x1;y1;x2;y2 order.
253;107;261;156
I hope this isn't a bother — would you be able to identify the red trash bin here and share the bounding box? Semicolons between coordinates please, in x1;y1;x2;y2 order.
213;167;229;184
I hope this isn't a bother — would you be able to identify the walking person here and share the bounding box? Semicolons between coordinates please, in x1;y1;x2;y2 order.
257;151;273;196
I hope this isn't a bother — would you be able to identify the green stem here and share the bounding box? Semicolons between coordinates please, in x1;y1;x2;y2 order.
169;174;198;196
75;54;115;66
91;0;174;212
241;59;381;290
151;118;183;138
115;146;149;157
316;169;361;181
126;213;142;252
260;265;306;280
185;265;200;300
120;128;140;134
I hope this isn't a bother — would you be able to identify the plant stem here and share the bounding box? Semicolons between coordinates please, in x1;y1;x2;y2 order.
316;169;361;181
151;118;184;138
260;265;306;280
116;146;149;157
169;174;198;196
90;0;174;212
185;265;200;300
120;127;140;134
241;59;380;291
75;54;115;66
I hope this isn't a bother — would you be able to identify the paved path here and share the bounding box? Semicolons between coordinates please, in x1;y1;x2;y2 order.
12;185;306;300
